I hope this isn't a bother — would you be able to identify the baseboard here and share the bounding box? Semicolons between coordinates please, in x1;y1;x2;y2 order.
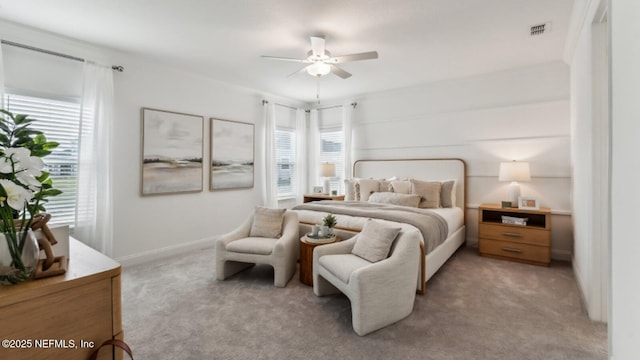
551;249;572;262
572;258;590;315
116;236;217;267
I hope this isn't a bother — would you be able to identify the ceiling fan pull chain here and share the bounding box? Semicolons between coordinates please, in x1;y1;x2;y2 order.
316;75;321;104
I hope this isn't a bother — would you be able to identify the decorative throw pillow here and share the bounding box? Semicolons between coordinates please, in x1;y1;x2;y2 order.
358;178;381;202
344;178;360;201
352;219;402;262
249;206;286;238
440;180;456;208
390;180;412;194
410;179;442;208
368;192;421;208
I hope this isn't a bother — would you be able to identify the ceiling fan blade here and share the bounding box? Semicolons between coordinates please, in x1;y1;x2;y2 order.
330;51;378;63
330;64;352;79
287;64;312;78
261;55;309;63
310;36;326;58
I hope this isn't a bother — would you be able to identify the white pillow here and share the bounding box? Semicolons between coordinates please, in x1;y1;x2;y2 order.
351;219;402;262
344;178;360;201
358;178;380;202
390;180;412;194
440;180;456;208
368;192;421;208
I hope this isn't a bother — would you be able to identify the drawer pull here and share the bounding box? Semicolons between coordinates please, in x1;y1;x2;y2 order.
501;247;522;253
502;232;523;237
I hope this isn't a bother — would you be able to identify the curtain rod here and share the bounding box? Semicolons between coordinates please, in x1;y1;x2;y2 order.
261;100;299;111
1;39;124;72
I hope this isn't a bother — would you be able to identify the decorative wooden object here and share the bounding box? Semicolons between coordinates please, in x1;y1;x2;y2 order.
28;213;68;279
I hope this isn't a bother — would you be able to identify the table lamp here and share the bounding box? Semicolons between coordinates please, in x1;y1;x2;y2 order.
499;161;530;206
320;163;336;195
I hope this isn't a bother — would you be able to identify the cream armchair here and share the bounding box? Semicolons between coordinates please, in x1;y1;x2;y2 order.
313;230;421;336
215;210;299;287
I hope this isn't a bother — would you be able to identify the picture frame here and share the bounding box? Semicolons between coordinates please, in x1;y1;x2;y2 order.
210;118;255;190
313;186;324;194
518;197;540;210
141;108;203;196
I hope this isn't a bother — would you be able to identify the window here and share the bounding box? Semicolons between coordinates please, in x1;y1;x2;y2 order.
320;127;344;192
4;92;81;226
275;128;297;197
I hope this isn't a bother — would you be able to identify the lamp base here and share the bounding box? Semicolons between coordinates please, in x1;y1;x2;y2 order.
507;182;521;206
323;178;331;195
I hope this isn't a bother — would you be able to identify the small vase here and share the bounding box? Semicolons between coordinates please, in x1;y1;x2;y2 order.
0;229;39;285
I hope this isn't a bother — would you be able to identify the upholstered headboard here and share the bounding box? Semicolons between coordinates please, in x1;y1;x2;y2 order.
353;158;467;214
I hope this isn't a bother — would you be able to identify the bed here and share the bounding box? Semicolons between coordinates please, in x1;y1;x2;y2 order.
292;158;467;294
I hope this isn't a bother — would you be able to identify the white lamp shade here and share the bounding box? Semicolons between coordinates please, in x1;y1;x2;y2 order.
320;163;336;178
499;161;531;182
307;62;331;76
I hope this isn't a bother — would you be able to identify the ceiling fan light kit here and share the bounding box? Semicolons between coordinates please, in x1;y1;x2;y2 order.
307;62;331;76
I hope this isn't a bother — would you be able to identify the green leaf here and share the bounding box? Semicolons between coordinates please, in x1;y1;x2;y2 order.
0;134;10;146
0;121;10;133
41;189;63;196
13;114;29;125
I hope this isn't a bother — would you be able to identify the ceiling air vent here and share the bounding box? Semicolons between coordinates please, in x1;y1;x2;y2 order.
530;22;550;36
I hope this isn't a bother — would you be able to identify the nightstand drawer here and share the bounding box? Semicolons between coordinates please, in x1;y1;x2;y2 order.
478;223;550;246
479;238;550;264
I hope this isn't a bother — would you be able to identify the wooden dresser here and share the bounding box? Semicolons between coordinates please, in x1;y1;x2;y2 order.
478;203;551;266
0;238;122;360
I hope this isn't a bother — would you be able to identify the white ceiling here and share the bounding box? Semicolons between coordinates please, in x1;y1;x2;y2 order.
0;0;574;103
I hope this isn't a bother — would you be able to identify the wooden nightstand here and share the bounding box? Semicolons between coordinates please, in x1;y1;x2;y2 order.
299;235;340;286
478;204;551;266
303;194;345;203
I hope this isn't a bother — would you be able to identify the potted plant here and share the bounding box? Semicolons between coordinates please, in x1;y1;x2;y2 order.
0;110;61;285
321;213;337;237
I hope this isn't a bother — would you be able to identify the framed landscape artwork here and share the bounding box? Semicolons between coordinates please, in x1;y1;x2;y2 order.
210;118;254;190
141;108;204;195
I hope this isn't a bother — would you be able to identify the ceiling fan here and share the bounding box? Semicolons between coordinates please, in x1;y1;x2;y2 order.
261;35;378;79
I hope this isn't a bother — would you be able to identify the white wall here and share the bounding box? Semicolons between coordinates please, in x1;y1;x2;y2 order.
610;0;640;357
0;20;303;265
352;62;572;260
564;0;610;323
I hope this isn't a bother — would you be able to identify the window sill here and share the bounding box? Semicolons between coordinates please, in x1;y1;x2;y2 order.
277;195;297;201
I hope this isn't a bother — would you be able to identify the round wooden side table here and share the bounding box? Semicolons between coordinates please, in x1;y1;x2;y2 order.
299;235;340;286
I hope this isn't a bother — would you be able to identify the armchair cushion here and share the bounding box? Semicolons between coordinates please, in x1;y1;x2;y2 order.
318;254;371;284
351;219;401;262
225;237;277;255
249;206;286;238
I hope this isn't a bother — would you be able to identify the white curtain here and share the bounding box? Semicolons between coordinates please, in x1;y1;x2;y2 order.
262;102;278;208
75;62;114;255
0;39;5;109
308;109;320;189
342;102;354;179
295;108;307;203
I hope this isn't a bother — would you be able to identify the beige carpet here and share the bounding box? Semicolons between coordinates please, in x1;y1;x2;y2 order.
121;246;607;359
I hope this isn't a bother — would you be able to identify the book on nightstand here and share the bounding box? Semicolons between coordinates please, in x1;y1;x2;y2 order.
501;215;528;225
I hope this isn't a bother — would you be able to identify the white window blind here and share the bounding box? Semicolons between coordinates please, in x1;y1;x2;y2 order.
4;93;81;226
275;128;297;197
320;127;344;192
